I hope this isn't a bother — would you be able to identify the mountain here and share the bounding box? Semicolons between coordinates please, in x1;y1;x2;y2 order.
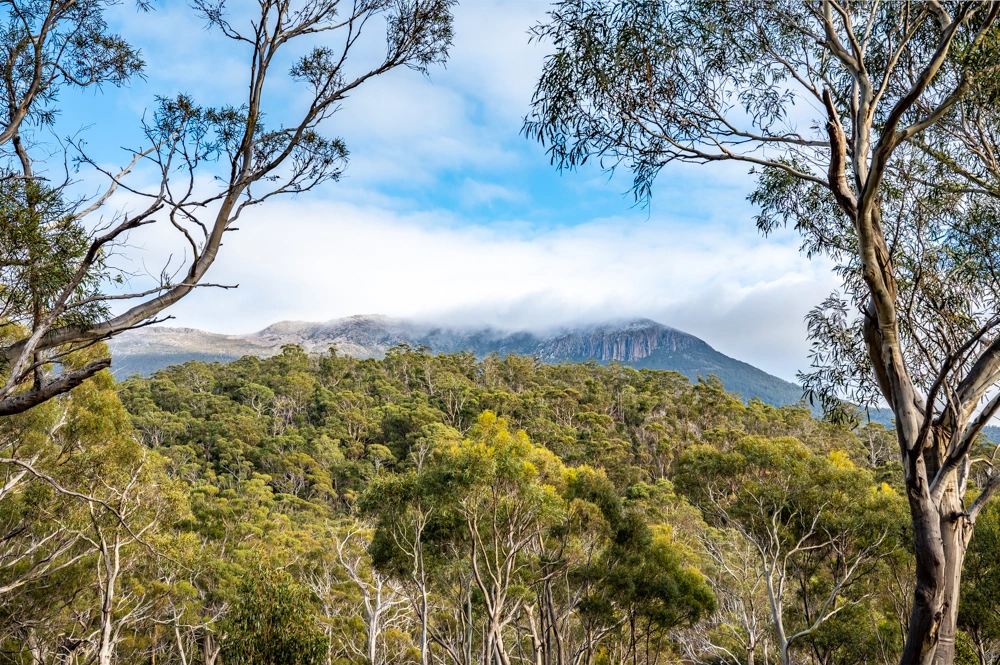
109;315;807;408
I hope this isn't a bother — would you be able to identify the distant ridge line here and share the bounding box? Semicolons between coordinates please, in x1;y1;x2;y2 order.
110;315;807;408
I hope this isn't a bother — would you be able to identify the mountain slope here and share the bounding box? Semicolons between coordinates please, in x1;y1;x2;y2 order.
110;315;806;407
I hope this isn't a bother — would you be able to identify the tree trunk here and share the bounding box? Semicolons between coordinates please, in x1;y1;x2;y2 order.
466;577;474;665
901;451;946;665
488;618;511;665
204;631;221;665
26;629;45;665
97;546;120;665
419;581;429;665
366;595;378;665
933;474;972;665
900;447;972;665
174;623;190;665
542;580;565;665
98;622;115;665
526;605;545;665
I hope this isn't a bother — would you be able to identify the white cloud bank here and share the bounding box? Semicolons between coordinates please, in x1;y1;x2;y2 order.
88;0;841;385
131;198;838;383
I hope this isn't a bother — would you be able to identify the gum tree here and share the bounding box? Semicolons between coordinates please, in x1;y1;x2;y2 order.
676;436;905;665
0;0;455;416
525;2;1000;663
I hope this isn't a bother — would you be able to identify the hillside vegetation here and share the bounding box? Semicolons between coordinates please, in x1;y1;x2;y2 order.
7;343;997;665
112;317;807;408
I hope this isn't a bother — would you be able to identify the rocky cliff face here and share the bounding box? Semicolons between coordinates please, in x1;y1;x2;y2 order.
539;320;696;363
111;315;806;407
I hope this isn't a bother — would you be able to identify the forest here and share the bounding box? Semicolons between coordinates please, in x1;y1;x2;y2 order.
1;342;995;665
7;0;1000;664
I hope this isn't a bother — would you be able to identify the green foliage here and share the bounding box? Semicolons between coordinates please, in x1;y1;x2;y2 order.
0;343;924;664
677;434;908;663
0;179;109;330
960;499;1000;663
222;565;328;665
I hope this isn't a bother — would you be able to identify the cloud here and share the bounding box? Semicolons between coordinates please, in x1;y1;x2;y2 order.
446;1;551;119
74;1;839;385
459;178;527;207
125;197;837;382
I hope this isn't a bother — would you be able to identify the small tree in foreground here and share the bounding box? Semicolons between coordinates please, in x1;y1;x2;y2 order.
222;565;328;665
526;1;1000;662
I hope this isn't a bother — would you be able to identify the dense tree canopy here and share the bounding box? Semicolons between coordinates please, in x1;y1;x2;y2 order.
0;342;945;664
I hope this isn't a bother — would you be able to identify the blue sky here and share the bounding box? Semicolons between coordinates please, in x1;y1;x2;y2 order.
54;1;837;382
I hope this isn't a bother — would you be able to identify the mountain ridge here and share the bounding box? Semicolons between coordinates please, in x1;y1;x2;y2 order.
110;315;808;408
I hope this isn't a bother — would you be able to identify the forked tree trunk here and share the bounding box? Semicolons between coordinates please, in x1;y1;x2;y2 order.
486;619;511;665
933;474;972;665
203;631;221;665
900;433;974;665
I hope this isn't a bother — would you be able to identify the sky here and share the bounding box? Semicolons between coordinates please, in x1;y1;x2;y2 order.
55;0;840;383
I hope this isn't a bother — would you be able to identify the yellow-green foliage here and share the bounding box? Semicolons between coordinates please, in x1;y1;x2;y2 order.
0;346;919;665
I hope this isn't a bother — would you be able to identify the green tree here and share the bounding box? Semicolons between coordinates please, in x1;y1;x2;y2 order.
0;0;455;417
525;2;1000;661
677;436;906;665
222;565;328;665
568;474;716;665
960;499;1000;665
361;423;462;665
438;412;569;665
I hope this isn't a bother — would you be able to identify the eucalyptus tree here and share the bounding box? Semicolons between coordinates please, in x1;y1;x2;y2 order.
0;0;455;416
441;412;569;665
525;2;1000;662
222;565;329;665
676;436;905;665
78;438;185;665
361;426;458;665
319;524;411;665
0;0;144;151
